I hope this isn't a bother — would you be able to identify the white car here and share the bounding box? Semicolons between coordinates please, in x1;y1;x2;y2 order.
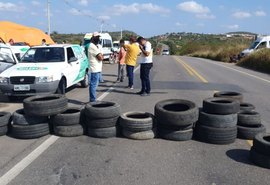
0;43;18;73
162;49;170;55
240;35;270;57
0;44;89;100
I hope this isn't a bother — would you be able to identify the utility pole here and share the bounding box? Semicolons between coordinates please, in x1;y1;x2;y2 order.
47;0;51;35
120;28;123;39
100;21;104;33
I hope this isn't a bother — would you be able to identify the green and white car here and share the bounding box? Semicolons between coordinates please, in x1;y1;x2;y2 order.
0;44;89;99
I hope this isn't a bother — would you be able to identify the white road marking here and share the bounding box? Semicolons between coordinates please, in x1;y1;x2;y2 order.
196;58;270;84
0;66;143;185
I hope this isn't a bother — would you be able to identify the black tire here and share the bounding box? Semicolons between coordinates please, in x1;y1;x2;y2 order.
87;127;116;138
237;124;266;140
250;147;270;169
214;91;243;102
54;124;84;137
195;124;237;145
237;111;261;126
81;72;89;88
85;101;121;119
0;111;11;127
13;109;48;125
0;126;8;136
11;123;50;139
159;128;193;141
122;129;155;140
23;94;68;116
119;112;154;132
240;103;255;111
203;98;240;115
85;117;119;128
253;133;270;156
56;78;66;94
155;99;198;126
157;123;193;131
51;107;81;126
198;111;237;128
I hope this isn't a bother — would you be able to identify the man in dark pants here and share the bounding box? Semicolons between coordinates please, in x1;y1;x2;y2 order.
137;37;153;96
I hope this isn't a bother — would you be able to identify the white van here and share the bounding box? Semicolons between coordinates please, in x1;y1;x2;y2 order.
84;33;113;61
0;43;18;73
240;36;270;57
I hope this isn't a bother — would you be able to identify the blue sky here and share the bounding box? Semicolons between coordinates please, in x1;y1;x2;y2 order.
0;0;269;37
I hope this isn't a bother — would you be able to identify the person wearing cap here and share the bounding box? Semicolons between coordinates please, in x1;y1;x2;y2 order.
124;36;140;89
137;36;153;96
88;32;104;102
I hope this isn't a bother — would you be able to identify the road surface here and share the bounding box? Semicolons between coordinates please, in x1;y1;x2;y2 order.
0;56;269;185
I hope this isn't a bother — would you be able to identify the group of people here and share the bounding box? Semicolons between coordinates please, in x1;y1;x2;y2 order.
87;32;153;102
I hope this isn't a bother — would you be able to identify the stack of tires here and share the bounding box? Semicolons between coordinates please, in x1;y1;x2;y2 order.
195;98;240;144
250;133;270;169
51;107;84;137
237;111;266;139
0;112;11;136
155;99;198;141
84;101;120;138
11;94;68;139
120;112;155;140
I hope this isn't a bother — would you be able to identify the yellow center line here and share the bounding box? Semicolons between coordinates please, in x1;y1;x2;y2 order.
173;56;194;76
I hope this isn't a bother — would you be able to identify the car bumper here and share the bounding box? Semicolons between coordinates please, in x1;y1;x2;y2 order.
0;81;59;96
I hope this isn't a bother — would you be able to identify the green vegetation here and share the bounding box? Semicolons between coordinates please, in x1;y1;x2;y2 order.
237;49;270;73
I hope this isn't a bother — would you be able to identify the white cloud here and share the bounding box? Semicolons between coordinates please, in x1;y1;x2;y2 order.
0;2;19;11
226;24;239;30
31;1;41;6
177;1;209;14
196;13;215;19
98;15;111;21
111;3;170;15
232;11;251;19
175;22;184;27
255;10;266;17
78;0;88;6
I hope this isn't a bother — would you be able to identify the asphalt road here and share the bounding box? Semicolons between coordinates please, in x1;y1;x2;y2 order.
0;56;270;185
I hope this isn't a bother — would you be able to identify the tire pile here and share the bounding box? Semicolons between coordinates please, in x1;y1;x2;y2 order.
0;112;11;136
155;99;199;141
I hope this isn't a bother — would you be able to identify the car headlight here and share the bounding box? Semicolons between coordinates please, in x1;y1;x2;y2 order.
0;77;9;83
38;76;54;83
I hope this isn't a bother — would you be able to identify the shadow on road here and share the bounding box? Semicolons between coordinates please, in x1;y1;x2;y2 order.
226;149;254;166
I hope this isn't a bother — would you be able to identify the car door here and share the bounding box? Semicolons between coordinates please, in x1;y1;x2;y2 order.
71;45;88;83
0;46;17;73
65;47;80;87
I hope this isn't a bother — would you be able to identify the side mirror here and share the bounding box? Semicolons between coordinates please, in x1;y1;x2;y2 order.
68;57;78;63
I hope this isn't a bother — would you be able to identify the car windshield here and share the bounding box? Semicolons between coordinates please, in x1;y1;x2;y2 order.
21;47;65;63
0;47;16;63
249;41;260;49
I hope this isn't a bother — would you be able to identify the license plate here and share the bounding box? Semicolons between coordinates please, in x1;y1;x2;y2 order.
14;85;30;91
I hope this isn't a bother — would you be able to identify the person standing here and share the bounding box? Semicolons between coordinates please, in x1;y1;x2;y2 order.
137;37;153;96
88;32;104;102
117;39;126;82
41;39;46;45
124;36;140;89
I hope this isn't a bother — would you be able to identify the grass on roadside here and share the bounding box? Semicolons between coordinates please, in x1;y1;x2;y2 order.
237;49;270;74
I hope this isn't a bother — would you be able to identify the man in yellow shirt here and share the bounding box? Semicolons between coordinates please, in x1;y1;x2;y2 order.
124;36;140;89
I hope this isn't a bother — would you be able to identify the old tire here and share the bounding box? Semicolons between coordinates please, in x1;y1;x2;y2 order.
122;129;155;140
157;123;193;131
11;123;50;139
23;94;68;116
86;117;119;128
0;126;8;136
87;127;116;138
155;99;198;126
250;147;270;169
214;91;243;102
253;133;270;156
237;111;261;126
51;107;81;126
85;101;120;119
119;112;154;132
240;103;255;111
203;98;240;115
54;124;84;137
237;124;266;140
0;112;11;127
13;109;48;125
159;128;193;141
195;124;237;145
199;111;237;128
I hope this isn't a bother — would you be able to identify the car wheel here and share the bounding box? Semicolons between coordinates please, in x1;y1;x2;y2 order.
81;72;89;88
57;78;66;95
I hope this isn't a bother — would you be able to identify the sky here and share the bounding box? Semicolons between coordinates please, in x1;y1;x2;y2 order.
0;0;270;37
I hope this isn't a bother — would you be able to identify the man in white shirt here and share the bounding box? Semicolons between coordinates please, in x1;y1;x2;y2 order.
137;37;153;96
88;32;104;102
